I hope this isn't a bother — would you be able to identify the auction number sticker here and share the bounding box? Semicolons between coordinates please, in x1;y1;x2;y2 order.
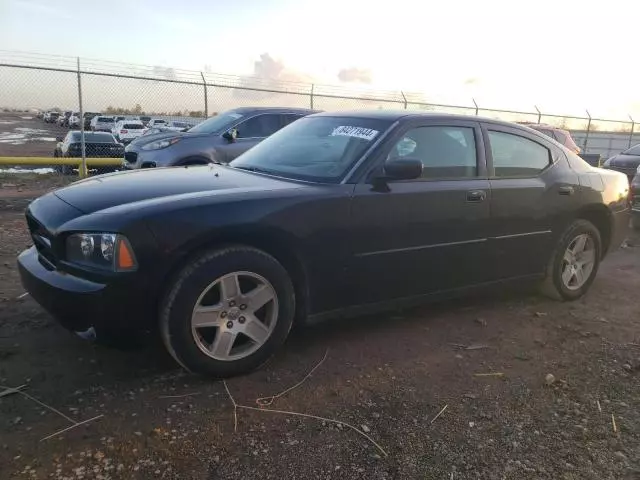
331;126;379;141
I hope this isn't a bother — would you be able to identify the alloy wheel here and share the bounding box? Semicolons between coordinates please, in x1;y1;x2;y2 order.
190;271;278;361
561;233;596;291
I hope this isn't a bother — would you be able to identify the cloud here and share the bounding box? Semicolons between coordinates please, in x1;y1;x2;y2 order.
464;77;480;85
10;0;72;19
337;67;372;84
232;53;312;103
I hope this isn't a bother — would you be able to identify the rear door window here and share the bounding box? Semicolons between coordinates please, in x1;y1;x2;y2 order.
488;130;551;177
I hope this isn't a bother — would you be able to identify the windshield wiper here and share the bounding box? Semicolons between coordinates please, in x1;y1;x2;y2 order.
233;165;275;175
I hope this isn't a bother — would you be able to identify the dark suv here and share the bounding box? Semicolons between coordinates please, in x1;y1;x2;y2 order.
123;107;315;169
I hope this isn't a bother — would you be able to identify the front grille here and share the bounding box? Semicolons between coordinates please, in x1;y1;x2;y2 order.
26;213;57;267
124;152;138;164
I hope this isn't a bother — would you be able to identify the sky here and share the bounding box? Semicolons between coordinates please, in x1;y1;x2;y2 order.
1;0;640;119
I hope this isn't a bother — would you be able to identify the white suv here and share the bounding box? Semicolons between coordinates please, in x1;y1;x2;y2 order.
112;120;146;144
147;118;168;129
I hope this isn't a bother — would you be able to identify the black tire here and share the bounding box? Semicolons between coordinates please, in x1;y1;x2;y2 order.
540;219;602;301
160;245;295;377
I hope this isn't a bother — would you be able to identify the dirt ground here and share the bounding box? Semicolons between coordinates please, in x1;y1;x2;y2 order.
0;176;639;480
0;113;67;158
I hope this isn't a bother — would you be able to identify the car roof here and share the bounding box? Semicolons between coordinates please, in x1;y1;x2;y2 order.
70;130;111;135
229;106;317;114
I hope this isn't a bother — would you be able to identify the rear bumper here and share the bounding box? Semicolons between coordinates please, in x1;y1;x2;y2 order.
609;209;631;253
18;246;155;337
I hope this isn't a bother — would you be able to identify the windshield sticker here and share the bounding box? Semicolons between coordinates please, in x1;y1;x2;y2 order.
331;126;379;141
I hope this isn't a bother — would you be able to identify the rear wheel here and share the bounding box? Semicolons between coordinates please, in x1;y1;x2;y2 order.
160;246;295;377
540;219;601;300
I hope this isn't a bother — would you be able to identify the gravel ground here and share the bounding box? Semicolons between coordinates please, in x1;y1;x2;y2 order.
0;177;639;480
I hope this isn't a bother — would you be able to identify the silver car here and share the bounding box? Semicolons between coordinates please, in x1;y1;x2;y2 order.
90;116;115;133
123;107;315;169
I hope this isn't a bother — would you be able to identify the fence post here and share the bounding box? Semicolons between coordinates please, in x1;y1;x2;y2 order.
76;57;87;178
584;110;592;153
401;91;407;109
472;98;479;116
310;84;314;110
534;105;541;124
200;72;208;118
628;114;635;149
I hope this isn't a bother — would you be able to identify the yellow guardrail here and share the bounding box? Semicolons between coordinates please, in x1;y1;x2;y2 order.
0;157;123;177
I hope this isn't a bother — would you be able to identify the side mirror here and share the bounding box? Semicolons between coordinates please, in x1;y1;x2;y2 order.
382;157;423;180
223;128;238;142
55;136;63;142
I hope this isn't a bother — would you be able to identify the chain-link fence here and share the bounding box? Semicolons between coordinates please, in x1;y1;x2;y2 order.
2;50;640;174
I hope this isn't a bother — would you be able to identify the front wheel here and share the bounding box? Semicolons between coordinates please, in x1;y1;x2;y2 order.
160;246;295;377
541;219;601;300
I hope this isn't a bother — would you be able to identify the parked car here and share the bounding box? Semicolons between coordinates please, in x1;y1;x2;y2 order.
602;143;640;181
44;111;60;123
90;116;115;132
166;120;196;132
139;116;152;127
18;111;630;377
112;120;146;144
83;112;101;130
68;112;81;128
57;111;73;127
147;118;168;129
123;107;314;169
519;123;581;154
53;131;125;174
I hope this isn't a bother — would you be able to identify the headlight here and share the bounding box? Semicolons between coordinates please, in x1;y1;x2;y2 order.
636;164;640;173
141;137;181;150
66;233;137;271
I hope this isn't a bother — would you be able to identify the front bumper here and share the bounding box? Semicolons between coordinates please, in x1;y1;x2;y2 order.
18;246;155;337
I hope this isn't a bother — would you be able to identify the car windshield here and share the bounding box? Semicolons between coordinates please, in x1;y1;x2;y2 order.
230;116;391;183
123;123;144;129
70;133;116;143
623;144;640;156
97;117;113;123
188;111;244;134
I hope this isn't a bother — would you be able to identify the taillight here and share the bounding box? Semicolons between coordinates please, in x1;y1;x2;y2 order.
121;129;128;134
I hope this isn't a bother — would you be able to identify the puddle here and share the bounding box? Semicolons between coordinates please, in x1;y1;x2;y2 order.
0;168;55;174
0;129;56;145
15;127;48;134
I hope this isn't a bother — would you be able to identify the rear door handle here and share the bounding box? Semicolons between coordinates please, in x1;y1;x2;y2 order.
559;186;575;196
466;190;487;203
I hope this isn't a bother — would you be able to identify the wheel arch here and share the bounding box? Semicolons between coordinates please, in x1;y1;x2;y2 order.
575;204;612;257
160;228;310;324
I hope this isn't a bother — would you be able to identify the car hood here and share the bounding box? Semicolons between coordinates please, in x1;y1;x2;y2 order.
128;130;211;147
608;154;640;167
53;166;299;214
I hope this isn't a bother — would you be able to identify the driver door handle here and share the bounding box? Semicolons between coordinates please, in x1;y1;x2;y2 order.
466;190;487;203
